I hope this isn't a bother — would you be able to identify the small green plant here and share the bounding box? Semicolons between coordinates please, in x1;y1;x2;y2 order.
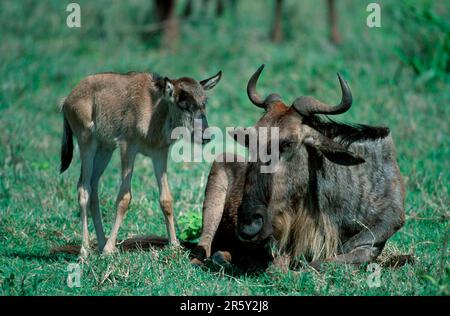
178;211;202;242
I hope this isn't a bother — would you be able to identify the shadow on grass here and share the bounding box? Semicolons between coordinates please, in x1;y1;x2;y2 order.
2;249;77;262
199;259;267;277
47;235;415;277
49;235;196;254
49;236;256;276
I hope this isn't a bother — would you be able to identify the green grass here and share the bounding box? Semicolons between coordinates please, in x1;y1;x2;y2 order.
0;0;449;295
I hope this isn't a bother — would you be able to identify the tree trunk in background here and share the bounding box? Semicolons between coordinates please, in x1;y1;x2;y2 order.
183;0;193;17
155;0;179;48
230;0;238;15
216;0;225;16
270;0;283;43
200;0;209;16
184;0;231;18
327;0;341;44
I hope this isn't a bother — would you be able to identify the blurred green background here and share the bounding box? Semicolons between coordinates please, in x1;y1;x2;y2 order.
0;0;448;295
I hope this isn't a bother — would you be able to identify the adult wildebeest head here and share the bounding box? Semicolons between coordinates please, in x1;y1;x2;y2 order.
234;65;367;246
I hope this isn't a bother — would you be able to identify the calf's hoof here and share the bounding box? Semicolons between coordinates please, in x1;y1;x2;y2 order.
102;244;118;256
79;245;91;259
169;239;181;248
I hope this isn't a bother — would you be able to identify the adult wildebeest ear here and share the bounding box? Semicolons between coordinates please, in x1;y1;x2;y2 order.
304;135;365;166
200;71;222;90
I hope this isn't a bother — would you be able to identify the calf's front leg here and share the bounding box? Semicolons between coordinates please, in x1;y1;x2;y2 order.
103;143;137;255
152;149;178;245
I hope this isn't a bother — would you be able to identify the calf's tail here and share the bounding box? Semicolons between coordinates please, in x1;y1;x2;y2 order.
60;115;73;174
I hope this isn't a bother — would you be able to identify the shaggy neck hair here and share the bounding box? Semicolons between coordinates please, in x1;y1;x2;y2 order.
303;115;390;145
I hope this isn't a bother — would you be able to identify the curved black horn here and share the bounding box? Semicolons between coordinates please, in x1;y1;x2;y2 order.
247;65;282;109
247;64;266;108
293;73;352;116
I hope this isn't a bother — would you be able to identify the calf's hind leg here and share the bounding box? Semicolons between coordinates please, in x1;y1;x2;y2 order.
90;147;113;251
77;139;97;258
103;143;137;255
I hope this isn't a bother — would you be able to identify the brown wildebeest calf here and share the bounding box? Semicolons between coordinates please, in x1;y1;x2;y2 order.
60;70;221;257
191;65;405;271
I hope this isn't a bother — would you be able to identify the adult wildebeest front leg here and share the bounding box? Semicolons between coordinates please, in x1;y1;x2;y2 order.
103;142;138;255
310;246;382;271
191;160;229;265
152;149;178;245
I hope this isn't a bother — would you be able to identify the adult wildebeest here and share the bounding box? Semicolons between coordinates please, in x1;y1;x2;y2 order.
60;70;221;258
190;65;405;271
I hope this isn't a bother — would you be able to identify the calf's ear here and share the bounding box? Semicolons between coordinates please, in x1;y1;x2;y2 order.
304;135;365;166
200;70;222;90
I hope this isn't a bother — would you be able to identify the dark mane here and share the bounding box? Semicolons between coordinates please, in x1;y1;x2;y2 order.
151;72;165;89
150;72;163;81
303;116;390;145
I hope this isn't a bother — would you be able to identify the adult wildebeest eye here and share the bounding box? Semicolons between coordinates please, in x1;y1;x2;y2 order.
280;139;295;153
